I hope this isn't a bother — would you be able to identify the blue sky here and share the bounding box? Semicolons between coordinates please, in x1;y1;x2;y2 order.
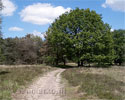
1;0;125;39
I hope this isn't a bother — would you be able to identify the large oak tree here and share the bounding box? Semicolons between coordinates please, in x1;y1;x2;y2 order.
46;8;115;66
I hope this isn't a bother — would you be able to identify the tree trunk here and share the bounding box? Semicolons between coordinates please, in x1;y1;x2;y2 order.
56;49;59;66
56;59;58;65
119;62;122;66
89;63;91;67
63;60;66;66
78;61;80;67
81;60;83;66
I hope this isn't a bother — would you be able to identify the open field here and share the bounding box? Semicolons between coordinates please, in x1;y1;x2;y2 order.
0;65;55;100
0;64;125;100
62;66;125;100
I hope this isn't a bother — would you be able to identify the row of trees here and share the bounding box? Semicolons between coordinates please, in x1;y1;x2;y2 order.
0;8;124;66
0;2;44;65
0;35;43;64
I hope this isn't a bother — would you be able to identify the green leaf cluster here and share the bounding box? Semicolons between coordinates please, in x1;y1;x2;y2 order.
46;8;115;66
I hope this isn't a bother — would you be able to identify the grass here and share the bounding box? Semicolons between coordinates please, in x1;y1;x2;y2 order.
62;66;125;100
0;65;55;100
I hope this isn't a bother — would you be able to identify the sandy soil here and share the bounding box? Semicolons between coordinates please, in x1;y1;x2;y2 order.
13;69;65;100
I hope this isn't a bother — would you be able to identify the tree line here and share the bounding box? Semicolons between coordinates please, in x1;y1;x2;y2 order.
0;35;43;64
0;8;124;66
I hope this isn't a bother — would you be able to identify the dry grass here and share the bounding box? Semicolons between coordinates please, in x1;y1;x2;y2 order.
0;65;55;100
62;66;125;100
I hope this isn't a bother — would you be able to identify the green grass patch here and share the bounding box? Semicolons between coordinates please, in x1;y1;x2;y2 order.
0;65;54;100
62;68;125;100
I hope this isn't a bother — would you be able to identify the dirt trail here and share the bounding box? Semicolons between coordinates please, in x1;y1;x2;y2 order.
13;69;65;100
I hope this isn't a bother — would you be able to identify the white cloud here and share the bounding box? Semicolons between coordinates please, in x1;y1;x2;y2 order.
110;28;114;32
32;30;45;40
9;27;24;31
20;3;71;25
102;4;107;8
102;0;125;12
1;0;17;16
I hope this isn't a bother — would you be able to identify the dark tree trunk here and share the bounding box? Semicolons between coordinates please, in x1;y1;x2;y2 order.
81;60;83;66
88;62;91;67
119;62;122;66
78;61;81;67
56;49;59;66
64;60;66;66
56;59;58;65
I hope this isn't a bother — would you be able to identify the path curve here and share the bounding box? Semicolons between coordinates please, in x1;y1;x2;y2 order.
13;69;65;100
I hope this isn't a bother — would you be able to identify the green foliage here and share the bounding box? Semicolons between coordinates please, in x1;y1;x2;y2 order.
1;34;43;65
46;27;73;65
0;38;5;64
43;56;56;65
46;8;115;66
4;38;18;64
113;29;125;65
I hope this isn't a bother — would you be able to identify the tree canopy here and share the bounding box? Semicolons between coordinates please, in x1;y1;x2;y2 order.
113;29;125;65
45;8;115;66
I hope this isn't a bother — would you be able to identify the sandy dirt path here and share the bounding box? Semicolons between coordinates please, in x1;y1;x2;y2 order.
13;69;65;100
